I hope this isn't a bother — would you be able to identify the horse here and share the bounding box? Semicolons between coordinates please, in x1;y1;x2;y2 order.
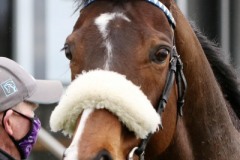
50;0;240;159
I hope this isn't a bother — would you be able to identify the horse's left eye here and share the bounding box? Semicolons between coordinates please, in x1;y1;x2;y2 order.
62;44;72;60
150;48;170;64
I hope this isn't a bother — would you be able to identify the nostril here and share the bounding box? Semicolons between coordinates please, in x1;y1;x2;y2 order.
95;150;113;160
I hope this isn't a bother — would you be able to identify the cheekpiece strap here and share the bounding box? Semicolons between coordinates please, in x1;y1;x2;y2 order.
83;0;176;28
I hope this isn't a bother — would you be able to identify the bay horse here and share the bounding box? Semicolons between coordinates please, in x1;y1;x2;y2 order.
50;0;240;159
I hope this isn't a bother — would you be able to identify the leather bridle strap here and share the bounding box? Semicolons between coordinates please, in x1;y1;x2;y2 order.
132;46;187;159
176;53;187;116
157;46;179;116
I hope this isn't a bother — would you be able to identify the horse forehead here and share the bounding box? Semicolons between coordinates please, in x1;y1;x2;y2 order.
94;12;131;37
95;12;131;26
93;12;131;70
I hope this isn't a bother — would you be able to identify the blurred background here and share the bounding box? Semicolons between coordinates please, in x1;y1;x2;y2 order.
0;0;239;159
0;0;76;159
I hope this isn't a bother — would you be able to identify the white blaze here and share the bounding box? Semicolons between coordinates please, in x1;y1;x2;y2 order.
63;108;94;160
94;12;131;69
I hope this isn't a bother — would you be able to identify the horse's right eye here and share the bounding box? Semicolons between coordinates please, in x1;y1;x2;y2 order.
150;47;170;64
62;44;72;60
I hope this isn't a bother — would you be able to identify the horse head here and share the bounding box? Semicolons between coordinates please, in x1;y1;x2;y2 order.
50;0;184;159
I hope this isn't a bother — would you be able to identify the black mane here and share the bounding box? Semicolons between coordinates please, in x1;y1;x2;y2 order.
191;24;240;121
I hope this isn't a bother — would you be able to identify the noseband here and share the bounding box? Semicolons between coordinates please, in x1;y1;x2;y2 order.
82;0;187;160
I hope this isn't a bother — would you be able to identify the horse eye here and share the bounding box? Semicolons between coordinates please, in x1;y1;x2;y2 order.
62;44;72;60
151;48;170;64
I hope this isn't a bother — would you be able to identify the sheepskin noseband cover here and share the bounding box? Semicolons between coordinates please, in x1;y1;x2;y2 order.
50;70;161;139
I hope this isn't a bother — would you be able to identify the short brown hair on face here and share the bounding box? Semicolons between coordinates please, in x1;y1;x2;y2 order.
11;101;38;117
24;101;39;110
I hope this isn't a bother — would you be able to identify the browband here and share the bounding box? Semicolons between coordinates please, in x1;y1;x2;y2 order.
82;0;176;28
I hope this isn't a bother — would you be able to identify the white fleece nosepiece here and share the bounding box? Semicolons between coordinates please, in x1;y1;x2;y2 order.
50;70;161;139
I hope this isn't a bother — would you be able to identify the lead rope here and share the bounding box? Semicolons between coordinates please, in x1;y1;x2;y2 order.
128;45;187;160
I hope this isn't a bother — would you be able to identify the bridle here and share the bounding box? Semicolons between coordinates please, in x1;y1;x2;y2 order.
81;0;187;160
129;45;187;160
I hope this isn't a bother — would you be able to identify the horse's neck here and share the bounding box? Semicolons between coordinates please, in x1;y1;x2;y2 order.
162;3;240;160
